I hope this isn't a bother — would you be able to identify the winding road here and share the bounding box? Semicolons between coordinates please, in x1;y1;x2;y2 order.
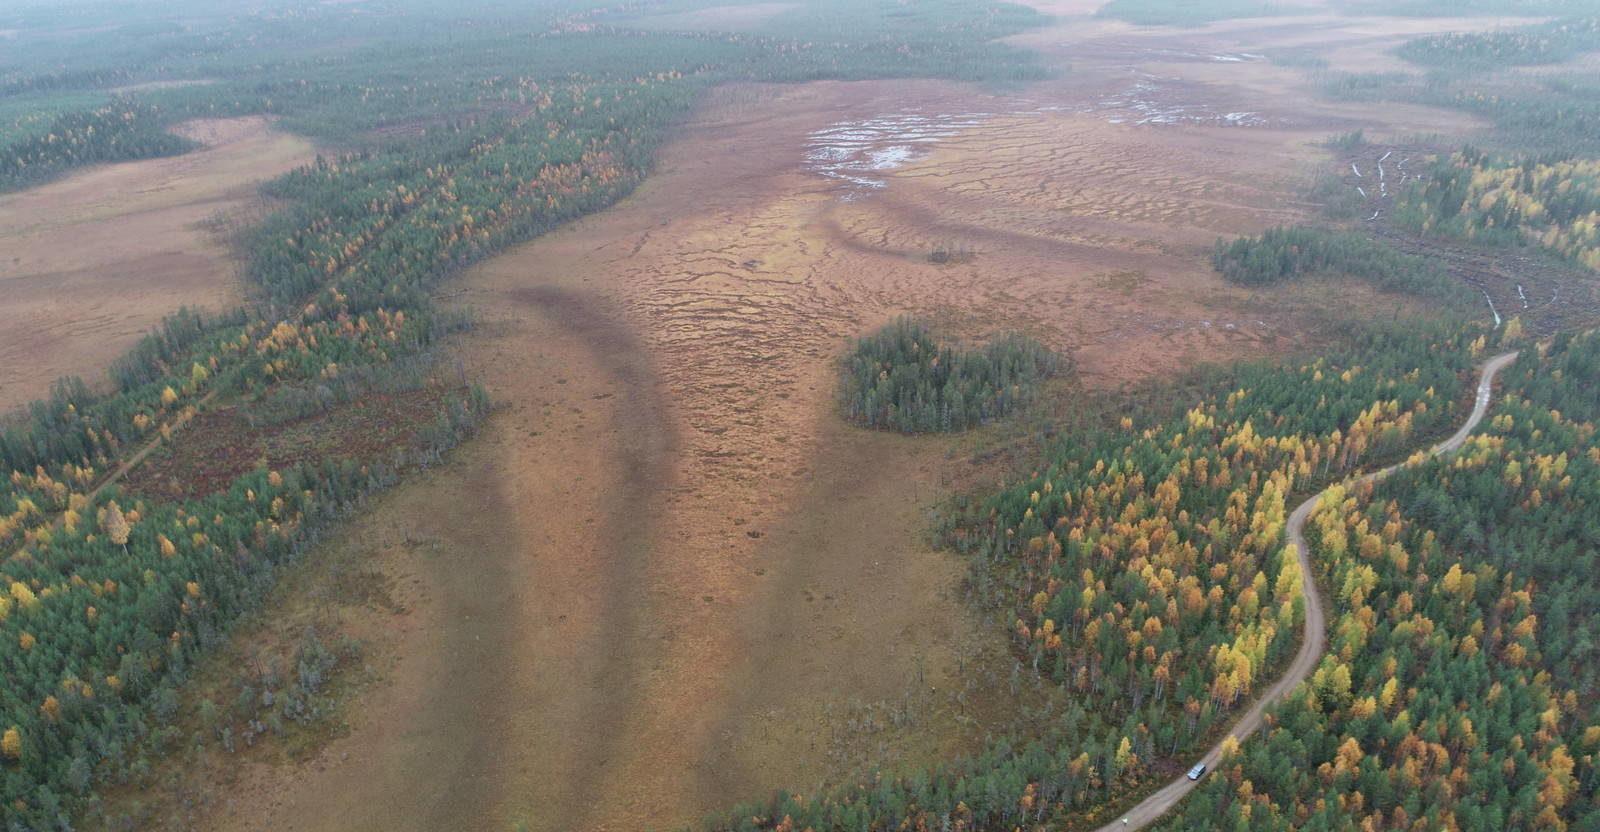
1094;350;1519;831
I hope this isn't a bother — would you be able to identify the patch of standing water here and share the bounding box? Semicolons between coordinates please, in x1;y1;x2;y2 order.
804;111;992;198
1130;47;1266;64
804;84;1270;197
1089;75;1266;127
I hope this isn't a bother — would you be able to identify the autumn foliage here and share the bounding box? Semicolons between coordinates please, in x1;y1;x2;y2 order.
1160;329;1600;831
708;323;1505;831
1396;148;1600;271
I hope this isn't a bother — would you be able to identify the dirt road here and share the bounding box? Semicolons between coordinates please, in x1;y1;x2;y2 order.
1095;350;1519;832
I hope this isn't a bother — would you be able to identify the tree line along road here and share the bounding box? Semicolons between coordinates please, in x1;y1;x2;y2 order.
1094;350;1519;832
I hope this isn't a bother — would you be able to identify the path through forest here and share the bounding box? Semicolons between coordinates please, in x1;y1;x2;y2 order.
1095;350;1519;831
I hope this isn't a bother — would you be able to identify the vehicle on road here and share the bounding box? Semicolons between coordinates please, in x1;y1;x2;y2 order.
1186;763;1207;781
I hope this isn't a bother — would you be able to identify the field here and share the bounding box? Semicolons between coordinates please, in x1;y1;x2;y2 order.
0;117;312;413
4;1;1600;831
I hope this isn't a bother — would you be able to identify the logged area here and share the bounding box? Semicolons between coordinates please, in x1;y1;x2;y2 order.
4;2;1600;832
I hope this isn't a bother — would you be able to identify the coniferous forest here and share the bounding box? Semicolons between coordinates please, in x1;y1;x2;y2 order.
0;1;1051;825
841;318;1059;434
707;323;1597;831
1159;331;1600;831
1212;226;1462;301
4;1;1600;831
1395;149;1600;270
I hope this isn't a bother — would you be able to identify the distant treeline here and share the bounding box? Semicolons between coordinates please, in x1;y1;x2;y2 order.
1098;0;1600;25
0;0;1050;193
1399;17;1600;68
1311;20;1600;156
1096;0;1282;25
1374;0;1600;13
0;102;193;191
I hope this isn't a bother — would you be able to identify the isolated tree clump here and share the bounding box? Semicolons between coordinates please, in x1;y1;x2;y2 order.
840;317;1059;434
